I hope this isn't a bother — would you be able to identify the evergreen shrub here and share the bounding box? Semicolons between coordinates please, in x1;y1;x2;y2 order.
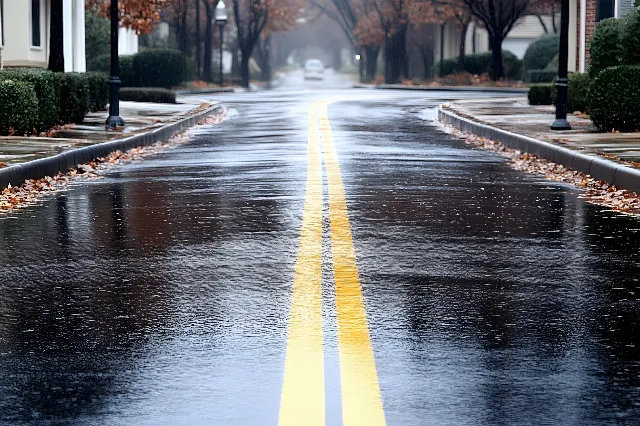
528;84;554;105
523;34;559;72
589;18;623;78
0;69;60;130
132;49;186;88
0;80;39;136
588;65;640;132
119;88;176;104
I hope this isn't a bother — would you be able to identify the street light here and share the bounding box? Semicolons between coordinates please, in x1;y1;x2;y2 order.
106;0;124;130
215;1;228;87
552;0;571;130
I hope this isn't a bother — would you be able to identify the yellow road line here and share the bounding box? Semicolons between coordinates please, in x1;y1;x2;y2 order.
278;104;325;426
318;101;387;426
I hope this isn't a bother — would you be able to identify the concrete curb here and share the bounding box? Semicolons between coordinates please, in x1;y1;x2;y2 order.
0;104;224;190
354;83;529;94
438;107;640;194
176;88;235;95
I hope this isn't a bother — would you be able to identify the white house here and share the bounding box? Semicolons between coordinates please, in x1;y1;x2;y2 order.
568;0;636;73
0;0;138;71
435;14;557;66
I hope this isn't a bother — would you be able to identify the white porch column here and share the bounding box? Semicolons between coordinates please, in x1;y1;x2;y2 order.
568;0;577;72
579;0;586;73
73;0;85;71
62;0;73;72
118;28;139;55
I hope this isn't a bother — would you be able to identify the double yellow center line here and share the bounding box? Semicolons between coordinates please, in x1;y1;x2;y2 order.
279;101;386;426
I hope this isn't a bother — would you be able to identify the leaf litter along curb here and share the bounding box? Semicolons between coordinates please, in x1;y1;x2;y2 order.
0;110;226;215
439;123;640;217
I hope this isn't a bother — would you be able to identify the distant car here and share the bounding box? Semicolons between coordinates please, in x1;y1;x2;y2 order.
304;59;325;80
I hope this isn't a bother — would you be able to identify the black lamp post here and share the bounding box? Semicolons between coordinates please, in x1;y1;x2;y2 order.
215;1;228;87
552;0;571;130
106;0;124;130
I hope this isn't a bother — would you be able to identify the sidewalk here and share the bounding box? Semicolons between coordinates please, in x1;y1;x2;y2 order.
439;96;640;194
353;83;529;94
0;96;222;189
0;96;216;166
444;97;640;165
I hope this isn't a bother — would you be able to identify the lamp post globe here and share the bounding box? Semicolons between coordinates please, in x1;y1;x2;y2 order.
215;1;228;87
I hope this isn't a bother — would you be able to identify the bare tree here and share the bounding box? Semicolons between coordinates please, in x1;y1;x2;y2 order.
460;0;530;80
233;0;269;87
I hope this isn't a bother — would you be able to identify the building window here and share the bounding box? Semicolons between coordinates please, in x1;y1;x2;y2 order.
31;0;41;47
596;0;615;22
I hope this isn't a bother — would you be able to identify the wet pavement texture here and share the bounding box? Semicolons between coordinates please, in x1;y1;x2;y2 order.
0;71;639;425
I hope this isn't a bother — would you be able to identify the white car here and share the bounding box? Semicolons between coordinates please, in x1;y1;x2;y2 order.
304;59;325;80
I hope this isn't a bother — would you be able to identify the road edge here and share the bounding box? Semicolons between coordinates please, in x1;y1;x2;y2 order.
354;83;529;94
0;103;224;190
438;107;640;194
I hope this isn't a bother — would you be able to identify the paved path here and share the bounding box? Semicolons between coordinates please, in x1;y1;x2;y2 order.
0;73;639;425
447;97;640;165
0;98;213;166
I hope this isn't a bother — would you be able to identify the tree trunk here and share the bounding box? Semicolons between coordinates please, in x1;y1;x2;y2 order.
180;4;189;55
231;41;240;77
537;15;549;33
383;28;390;84
551;5;558;33
240;52;250;88
472;25;477;53
458;21;470;71
387;25;408;83
439;23;445;77
365;46;379;82
489;36;504;80
204;6;214;83
196;0;201;79
419;45;433;80
49;0;65;72
256;35;272;83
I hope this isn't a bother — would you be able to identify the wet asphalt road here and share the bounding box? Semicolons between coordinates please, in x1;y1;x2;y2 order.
1;71;640;425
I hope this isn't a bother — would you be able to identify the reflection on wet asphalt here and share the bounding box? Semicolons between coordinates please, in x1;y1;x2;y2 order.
0;73;639;425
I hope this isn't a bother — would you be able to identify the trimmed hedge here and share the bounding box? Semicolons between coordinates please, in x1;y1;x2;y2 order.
0;69;59;131
565;73;591;113
90;51;186;88
58;72;91;124
0;80;39;135
87;54;135;87
523;34;559;72
622;7;640;66
0;71;108;133
528;84;554;105
132;49;186;88
119;88;177;104
86;72;110;112
588;65;640;132
438;51;523;80
589;18;623;78
551;73;591;113
524;69;557;83
87;53;110;74
119;55;135;87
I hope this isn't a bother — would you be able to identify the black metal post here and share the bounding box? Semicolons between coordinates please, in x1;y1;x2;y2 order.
106;0;124;130
218;24;225;86
552;0;571;130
